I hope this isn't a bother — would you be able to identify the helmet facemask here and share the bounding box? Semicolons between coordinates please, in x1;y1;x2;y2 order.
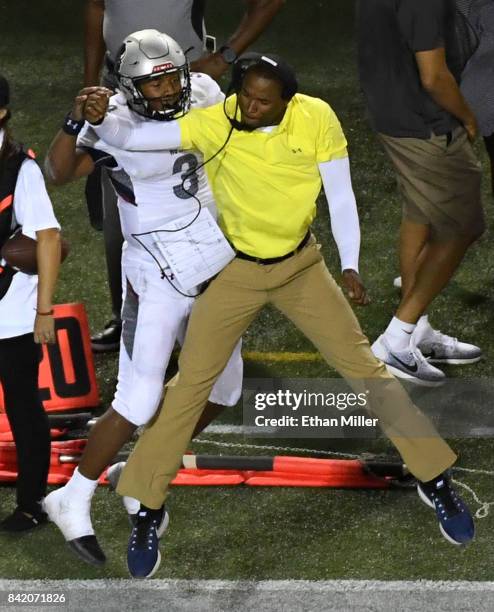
121;65;191;121
115;29;192;122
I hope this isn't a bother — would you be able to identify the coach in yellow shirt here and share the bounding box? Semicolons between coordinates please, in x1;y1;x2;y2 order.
180;84;349;259
89;53;472;577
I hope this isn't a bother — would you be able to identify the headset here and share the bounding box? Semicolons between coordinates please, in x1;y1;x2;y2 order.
230;52;298;99
225;52;298;132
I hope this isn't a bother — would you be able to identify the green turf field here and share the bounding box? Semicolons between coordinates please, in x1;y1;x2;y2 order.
0;0;493;582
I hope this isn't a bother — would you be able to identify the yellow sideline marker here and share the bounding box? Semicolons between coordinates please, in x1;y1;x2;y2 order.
243;351;323;362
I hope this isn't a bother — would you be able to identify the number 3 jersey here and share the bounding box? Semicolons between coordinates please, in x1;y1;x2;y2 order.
77;72;224;267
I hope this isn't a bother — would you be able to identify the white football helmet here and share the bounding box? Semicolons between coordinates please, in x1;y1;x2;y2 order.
115;29;191;121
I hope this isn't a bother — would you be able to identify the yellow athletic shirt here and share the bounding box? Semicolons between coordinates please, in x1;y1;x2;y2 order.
179;93;348;258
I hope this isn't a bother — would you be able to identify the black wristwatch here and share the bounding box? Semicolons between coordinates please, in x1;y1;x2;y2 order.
219;45;238;65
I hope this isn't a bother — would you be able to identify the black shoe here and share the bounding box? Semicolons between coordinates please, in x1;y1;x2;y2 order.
68;535;106;567
417;472;475;545
127;505;169;578
91;318;121;353
0;507;48;532
42;488;106;566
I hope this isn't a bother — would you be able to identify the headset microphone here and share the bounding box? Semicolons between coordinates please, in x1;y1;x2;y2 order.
227;117;256;132
223;52;298;132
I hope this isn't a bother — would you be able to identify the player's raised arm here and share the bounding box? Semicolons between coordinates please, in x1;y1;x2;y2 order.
44;87;111;185
318;157;369;306
91;104;183;151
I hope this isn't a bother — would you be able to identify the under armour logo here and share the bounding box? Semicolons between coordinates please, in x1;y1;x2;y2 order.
292;148;302;153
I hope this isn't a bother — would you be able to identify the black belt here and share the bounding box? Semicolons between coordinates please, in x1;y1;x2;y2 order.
233;231;311;265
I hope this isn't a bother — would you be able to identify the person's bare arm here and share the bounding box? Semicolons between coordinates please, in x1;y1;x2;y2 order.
416;48;478;140
44;87;111;184
84;0;106;86
34;228;61;344
191;0;284;80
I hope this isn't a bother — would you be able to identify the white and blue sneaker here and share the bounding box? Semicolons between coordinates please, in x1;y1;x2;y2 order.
127;505;169;578
414;328;482;365
372;335;445;386
417;473;475;545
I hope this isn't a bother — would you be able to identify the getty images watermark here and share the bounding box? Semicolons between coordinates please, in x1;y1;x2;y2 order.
243;379;379;438
253;388;377;428
242;378;494;438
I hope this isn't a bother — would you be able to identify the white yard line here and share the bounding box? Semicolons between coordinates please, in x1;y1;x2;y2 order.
1;579;493;612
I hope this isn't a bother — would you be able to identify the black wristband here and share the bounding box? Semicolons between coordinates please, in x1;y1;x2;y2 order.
62;113;85;136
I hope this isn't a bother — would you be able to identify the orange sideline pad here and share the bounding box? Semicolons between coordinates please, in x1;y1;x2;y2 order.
173;457;390;488
0;303;100;414
0;440;392;489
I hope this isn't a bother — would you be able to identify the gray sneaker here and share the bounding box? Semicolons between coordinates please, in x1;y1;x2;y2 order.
416;330;482;365
372;335;445;387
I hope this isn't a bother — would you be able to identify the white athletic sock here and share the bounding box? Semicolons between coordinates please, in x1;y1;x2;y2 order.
63;467;98;501
383;317;416;352
413;314;435;344
123;496;141;516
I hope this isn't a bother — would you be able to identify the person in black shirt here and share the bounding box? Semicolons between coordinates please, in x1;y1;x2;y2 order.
357;0;484;386
460;0;494;197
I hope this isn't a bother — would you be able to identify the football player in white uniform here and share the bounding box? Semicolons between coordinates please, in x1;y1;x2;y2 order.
43;30;243;567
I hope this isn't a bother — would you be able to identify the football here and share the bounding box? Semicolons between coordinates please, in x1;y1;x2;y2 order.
1;230;69;275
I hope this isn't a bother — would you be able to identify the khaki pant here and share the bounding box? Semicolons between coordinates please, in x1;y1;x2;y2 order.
118;239;456;508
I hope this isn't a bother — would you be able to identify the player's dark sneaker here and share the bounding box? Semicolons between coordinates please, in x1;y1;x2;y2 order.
90;318;121;353
127;505;169;578
417;473;475;545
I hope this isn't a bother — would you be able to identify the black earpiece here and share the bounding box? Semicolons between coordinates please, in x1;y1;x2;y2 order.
229;52;298;100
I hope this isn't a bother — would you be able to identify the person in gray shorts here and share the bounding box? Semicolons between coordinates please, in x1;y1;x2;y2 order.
83;0;285;351
356;0;484;386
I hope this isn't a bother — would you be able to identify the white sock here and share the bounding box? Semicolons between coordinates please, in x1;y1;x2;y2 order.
383;317;416;352
63;467;98;501
123;496;141;516
413;314;435;344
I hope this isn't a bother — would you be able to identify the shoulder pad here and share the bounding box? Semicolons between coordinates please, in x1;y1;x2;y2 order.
190;72;224;109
